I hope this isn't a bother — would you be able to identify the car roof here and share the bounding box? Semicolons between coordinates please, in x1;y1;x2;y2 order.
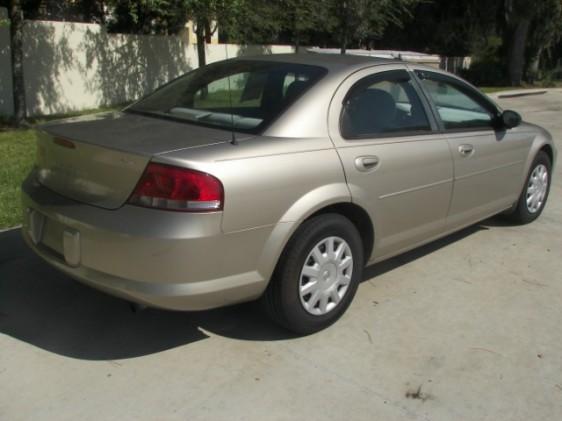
234;52;399;73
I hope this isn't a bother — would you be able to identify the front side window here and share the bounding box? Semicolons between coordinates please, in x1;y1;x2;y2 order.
417;73;497;130
341;71;432;139
128;60;327;134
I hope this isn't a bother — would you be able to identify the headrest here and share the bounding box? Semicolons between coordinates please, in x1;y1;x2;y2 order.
343;88;397;136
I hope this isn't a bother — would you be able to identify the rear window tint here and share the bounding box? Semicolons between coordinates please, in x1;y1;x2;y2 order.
128;61;327;134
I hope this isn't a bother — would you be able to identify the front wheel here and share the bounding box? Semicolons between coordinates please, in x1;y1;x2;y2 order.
507;151;552;224
262;214;364;335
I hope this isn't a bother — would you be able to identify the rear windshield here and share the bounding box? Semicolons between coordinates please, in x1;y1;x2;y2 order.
127;60;327;134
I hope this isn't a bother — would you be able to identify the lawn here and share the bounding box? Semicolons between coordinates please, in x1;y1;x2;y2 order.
0;129;36;229
479;83;561;94
480;87;519;94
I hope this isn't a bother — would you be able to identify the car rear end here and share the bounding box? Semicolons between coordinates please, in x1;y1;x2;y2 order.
21;115;270;310
21;57;339;312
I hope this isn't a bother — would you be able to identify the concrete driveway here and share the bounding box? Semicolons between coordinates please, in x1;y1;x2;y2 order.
1;92;561;421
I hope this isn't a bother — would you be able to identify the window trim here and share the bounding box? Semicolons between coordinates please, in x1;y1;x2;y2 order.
339;69;436;141
413;70;502;133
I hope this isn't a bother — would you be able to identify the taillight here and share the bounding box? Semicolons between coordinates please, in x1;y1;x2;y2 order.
128;163;223;212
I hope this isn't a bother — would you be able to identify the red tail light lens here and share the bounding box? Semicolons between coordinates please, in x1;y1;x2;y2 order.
128;163;223;212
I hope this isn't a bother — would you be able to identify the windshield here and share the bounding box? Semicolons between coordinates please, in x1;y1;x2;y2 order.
127;60;327;134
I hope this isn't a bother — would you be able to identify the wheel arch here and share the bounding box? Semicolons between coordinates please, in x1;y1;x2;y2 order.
540;144;554;166
517;134;557;199
305;202;374;265
256;198;375;290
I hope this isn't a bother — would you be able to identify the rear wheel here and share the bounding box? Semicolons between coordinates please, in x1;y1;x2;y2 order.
506;151;551;224
262;214;364;334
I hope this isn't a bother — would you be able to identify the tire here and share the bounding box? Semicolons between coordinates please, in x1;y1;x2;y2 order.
507;151;552;224
262;213;364;335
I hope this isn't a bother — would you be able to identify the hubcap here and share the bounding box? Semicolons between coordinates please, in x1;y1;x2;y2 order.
299;236;353;316
526;164;548;214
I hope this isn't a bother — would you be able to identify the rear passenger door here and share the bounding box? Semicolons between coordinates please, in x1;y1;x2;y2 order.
413;69;529;227
328;65;454;263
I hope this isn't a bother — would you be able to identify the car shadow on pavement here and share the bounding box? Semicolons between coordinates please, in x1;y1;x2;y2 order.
362;223;488;280
0;229;293;361
0;221;494;361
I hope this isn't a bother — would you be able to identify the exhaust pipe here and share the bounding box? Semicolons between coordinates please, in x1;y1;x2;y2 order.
129;302;147;313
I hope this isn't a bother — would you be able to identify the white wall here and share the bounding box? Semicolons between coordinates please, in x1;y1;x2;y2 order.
0;7;14;117
0;17;294;117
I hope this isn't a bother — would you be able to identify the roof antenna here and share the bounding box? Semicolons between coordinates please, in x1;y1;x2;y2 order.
224;43;238;145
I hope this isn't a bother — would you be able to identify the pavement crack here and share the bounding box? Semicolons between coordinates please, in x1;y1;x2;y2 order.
470;347;504;357
520;278;548;288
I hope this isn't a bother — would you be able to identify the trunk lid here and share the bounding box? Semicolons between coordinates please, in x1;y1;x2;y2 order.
35;111;232;209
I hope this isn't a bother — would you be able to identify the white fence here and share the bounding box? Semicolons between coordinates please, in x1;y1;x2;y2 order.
0;8;294;117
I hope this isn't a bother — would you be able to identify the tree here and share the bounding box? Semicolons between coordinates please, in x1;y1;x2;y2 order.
381;0;502;56
4;0;26;125
525;0;562;82
105;0;192;35
329;0;422;54
278;0;333;52
185;0;225;67
503;0;532;85
501;0;562;85
217;0;284;45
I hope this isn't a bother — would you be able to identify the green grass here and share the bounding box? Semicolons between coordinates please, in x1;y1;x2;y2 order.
479;83;561;94
478;86;538;94
480;87;513;94
194;89;260;108
0;129;36;229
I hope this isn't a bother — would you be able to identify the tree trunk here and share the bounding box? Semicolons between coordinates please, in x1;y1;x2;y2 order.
292;15;300;53
204;20;212;43
195;19;206;68
340;1;348;54
9;0;26;125
507;19;530;86
527;48;542;84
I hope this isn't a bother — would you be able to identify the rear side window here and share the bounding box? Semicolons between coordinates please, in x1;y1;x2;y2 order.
417;72;497;130
341;70;431;139
128;61;327;134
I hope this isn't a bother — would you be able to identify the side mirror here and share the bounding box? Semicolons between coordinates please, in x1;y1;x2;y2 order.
501;110;522;129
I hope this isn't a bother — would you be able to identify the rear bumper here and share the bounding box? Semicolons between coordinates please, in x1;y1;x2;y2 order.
21;174;271;310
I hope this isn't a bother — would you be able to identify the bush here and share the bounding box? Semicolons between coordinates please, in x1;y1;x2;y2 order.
460;36;506;86
461;59;506;86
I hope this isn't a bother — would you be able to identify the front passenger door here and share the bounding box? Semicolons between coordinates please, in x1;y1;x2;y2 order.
414;70;529;227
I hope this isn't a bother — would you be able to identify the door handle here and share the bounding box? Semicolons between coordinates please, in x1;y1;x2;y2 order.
458;144;474;157
354;156;380;172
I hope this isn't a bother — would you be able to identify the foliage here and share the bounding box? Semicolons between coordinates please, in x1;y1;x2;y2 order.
461;36;506;86
105;0;191;35
219;0;286;44
0;129;35;229
525;0;562;81
278;0;333;49
2;0;561;84
327;0;422;52
381;0;502;55
500;0;562;85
